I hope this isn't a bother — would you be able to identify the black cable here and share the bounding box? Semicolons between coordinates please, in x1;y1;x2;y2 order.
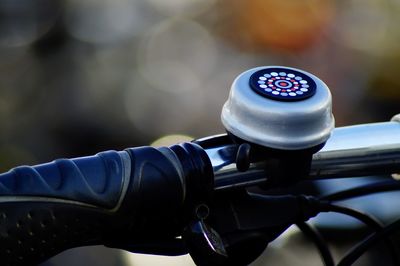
296;222;334;266
337;218;400;266
320;203;400;266
320;179;400;201
316;180;400;265
320;204;384;231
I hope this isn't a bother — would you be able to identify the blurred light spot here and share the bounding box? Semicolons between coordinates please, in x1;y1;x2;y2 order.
124;74;206;136
0;54;43;119
122;252;195;266
137;18;217;93
393;173;400;180
79;46;135;104
64;0;149;44
150;134;193;146
0;0;58;47
218;0;335;52
140;60;201;93
145;0;216;17
333;0;389;56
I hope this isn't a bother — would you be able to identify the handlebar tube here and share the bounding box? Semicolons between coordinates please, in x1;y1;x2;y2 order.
0;119;400;265
208;120;400;190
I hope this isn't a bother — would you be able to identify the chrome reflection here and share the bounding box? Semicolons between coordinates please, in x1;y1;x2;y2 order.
310;121;400;178
205;120;400;190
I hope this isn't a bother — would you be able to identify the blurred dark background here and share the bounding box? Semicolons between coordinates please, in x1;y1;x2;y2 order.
1;0;400;265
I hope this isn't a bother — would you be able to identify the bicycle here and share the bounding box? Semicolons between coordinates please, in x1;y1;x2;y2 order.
0;66;399;266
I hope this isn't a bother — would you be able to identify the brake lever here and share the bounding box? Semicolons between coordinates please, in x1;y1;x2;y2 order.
183;204;228;266
181;189;322;266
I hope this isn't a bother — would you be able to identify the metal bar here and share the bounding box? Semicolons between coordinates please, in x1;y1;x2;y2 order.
208;121;400;190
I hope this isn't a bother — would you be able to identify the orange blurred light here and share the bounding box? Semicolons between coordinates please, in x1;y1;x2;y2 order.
219;0;335;53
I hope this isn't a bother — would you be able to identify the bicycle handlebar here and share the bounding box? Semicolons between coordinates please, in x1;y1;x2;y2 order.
0;144;213;266
1;65;400;266
210;119;400;190
1;119;399;265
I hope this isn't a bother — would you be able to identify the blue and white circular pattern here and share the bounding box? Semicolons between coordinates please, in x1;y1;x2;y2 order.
249;67;316;101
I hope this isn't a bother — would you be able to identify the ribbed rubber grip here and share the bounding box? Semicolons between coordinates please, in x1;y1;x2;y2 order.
0;150;130;265
0;202;113;266
0;150;127;209
0;144;214;265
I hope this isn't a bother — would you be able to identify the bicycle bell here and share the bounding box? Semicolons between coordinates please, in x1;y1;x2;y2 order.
221;66;335;184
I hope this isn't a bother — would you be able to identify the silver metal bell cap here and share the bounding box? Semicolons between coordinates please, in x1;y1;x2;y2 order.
221;66;335;150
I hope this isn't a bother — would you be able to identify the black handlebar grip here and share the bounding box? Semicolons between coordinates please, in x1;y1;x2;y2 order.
0;150;130;266
0;144;214;266
0;151;128;208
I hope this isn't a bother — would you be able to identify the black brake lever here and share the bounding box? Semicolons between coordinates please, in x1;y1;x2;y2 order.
181;189;322;266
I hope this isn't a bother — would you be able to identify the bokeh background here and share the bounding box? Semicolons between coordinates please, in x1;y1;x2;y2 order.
1;0;400;265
